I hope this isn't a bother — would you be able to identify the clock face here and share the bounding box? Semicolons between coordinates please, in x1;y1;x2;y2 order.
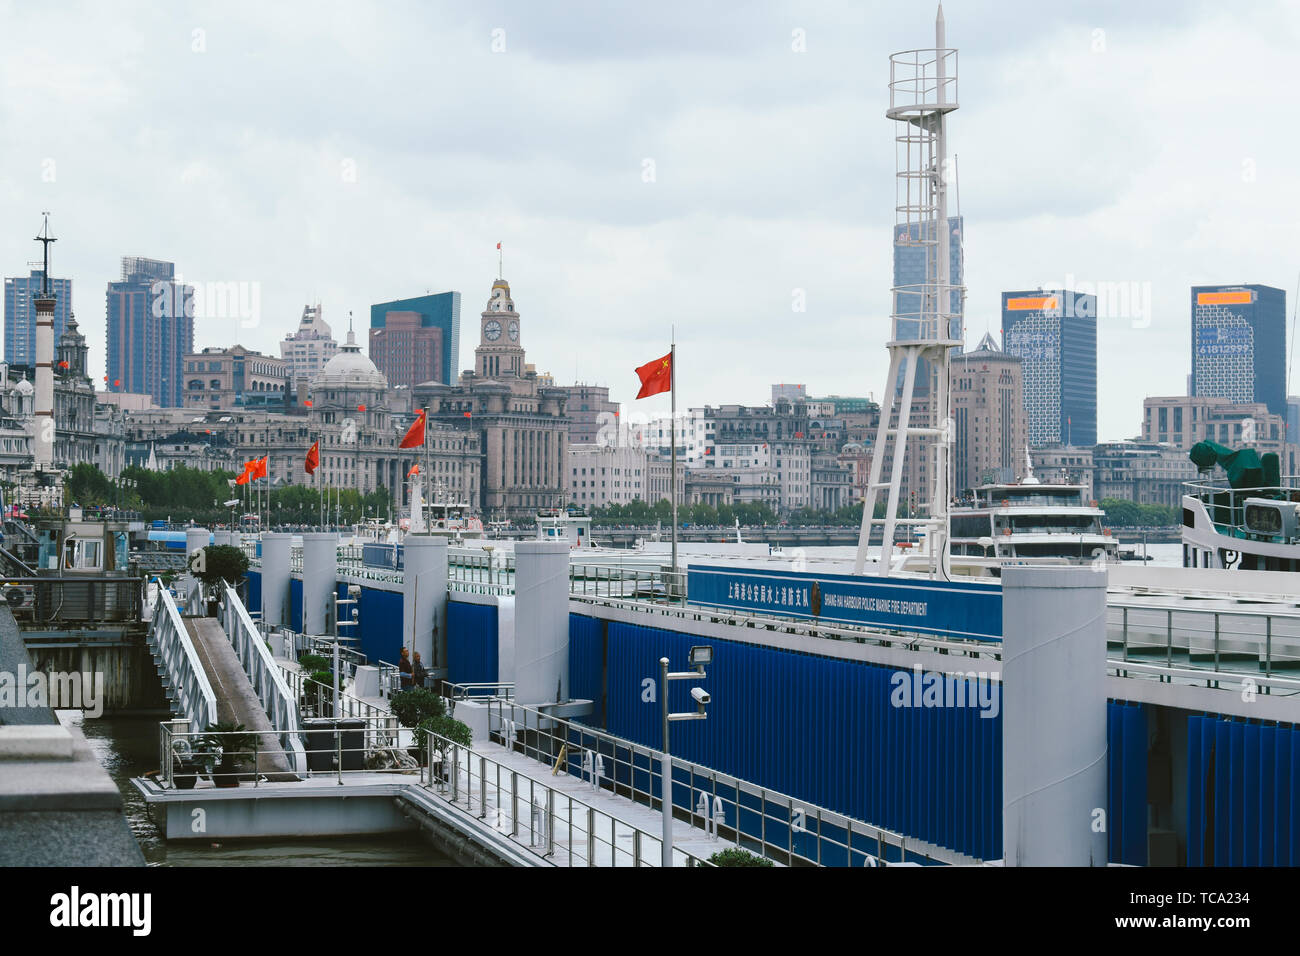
508;321;519;342
484;319;503;341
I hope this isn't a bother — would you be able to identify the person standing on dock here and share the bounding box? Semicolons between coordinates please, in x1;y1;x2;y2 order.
398;647;413;690
412;652;428;689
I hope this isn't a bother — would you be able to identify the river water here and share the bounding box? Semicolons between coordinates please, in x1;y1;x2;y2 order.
60;711;458;867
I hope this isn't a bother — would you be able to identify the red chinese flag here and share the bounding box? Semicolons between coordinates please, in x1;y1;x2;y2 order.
399;409;426;449
58;360;69;369
496;242;502;250
252;456;268;480
634;352;672;399
463;411;471;417
113;379;121;387
304;399;313;408
357;404;366;412
235;460;254;485
407;463;419;478
305;440;319;475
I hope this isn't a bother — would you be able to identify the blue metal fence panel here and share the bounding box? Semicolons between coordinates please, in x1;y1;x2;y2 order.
447;600;498;690
1106;700;1147;866
245;570;261;615
601;619;1002;860
289;577;303;633
1186;713;1298;866
568;615;604;725
357;586;403;665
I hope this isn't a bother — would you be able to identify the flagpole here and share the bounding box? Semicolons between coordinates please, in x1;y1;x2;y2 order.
670;329;678;582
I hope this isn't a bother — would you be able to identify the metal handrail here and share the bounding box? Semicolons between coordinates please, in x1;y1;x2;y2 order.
220;587;306;773
149;583;217;732
280;665;396;723
1107;657;1300;697
160;718;413;789
485;697;959;866
440;681;514;701
419;728;714;867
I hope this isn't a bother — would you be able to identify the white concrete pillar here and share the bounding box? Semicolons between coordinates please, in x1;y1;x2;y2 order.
403;535;448;667
513;540;570;706
1002;565;1109;866
212;530;232;547
301;532;337;636
260;533;292;630
184;527;210;610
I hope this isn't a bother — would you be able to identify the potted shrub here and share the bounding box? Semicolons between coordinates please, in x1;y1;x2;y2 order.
707;847;774;867
303;669;335;717
170;736;215;790
389;688;447;765
200;721;258;787
416;714;472;781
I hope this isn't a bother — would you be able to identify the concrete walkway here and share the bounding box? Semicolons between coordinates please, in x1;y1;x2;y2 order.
183;617;297;781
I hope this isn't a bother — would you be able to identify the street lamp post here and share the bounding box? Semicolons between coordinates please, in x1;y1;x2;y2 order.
660;645;713;867
333;584;361;722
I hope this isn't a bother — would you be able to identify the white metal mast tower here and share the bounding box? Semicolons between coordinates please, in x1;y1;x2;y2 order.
854;5;962;577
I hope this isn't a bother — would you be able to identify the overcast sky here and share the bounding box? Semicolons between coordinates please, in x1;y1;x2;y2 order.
2;0;1297;439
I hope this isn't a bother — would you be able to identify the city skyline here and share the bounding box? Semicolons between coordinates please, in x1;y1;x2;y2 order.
3;1;1299;440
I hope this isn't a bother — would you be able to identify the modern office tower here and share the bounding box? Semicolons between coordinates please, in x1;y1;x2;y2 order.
893;216;964;345
106;257;193;408
1001;289;1097;448
1189;284;1286;417
1288;395;1300;445
4;269;71;366
951;332;1027;492
369;291;460;388
554;383;618;444
280;304;337;396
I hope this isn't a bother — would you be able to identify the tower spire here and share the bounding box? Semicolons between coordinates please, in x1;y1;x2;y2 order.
34;212;56;298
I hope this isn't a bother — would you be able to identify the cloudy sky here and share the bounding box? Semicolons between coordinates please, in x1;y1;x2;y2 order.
2;0;1297;440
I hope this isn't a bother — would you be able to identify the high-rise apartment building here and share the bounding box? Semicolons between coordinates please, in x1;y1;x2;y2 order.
280;304;337;396
106;257;193;408
1001;289;1097;447
1190;284;1286;417
369;292;460;387
4;269;72;366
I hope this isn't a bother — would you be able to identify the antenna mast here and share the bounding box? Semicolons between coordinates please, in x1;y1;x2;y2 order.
854;5;962;577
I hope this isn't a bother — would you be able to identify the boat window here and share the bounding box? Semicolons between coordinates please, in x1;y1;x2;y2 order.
951;515;992;538
1009;514;1100;533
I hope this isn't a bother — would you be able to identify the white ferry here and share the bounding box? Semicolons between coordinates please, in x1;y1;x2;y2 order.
895;467;1118;577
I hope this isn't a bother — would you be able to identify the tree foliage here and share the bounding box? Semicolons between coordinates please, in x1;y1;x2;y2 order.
1097;498;1179;528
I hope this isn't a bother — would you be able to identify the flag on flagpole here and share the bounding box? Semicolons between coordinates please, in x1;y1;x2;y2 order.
407;463;419;478
305;440;319;475
634;352;673;399
251;455;268;481
235;460;254;485
399;409;426;448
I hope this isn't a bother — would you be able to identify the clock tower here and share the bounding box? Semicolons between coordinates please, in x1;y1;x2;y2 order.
476;278;525;379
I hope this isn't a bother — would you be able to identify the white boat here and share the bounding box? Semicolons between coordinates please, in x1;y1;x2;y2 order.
1181;475;1300;572
892;465;1118;577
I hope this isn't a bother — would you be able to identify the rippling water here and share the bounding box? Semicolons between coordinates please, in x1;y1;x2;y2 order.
61;712;459;867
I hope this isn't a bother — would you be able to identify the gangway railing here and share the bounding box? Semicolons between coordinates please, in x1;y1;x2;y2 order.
148;582;217;732
219;587;306;773
418;729;715;867
483;697;965;866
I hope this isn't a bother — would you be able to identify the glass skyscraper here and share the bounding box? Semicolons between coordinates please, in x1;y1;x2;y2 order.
106;257;193;408
1001;290;1097;447
1190;284;1286;418
892;216;963;343
4;270;72;365
369;292;460;386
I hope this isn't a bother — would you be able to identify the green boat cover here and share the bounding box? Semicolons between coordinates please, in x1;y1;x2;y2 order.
1188;440;1267;490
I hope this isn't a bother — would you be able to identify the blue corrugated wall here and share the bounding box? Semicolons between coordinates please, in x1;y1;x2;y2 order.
569;615;604;726
245;570;261;614
1187;714;1299;866
585;618;1003;861
1107;700;1148;866
289;578;303;633
357;586;403;664
447;601;498;690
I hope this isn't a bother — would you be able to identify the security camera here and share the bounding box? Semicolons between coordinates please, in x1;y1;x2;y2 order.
347;584;361;598
691;687;710;706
